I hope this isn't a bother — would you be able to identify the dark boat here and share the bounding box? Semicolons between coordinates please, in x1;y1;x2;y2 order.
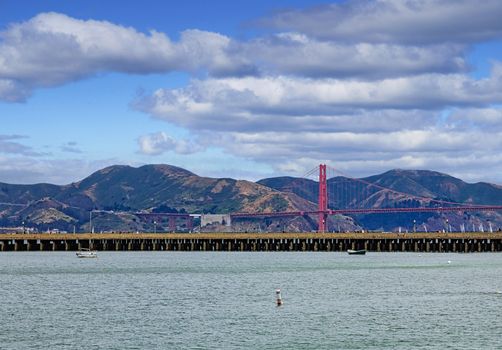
347;249;366;255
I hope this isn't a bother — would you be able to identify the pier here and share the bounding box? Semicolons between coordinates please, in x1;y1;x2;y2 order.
1;232;502;252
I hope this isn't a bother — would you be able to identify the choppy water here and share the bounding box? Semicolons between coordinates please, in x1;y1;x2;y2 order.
0;252;501;349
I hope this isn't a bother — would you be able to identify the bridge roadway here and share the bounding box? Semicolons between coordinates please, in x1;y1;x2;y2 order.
231;205;502;218
1;232;502;252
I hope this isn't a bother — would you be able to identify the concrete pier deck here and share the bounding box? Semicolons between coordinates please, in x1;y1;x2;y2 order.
1;232;502;252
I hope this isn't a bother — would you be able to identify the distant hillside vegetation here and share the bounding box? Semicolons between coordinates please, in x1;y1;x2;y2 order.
0;164;313;232
1;165;501;232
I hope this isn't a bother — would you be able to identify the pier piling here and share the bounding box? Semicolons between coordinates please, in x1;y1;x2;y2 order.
1;233;502;253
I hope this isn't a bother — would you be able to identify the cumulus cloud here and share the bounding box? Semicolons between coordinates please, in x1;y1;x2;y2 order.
0;10;475;102
135;68;502;131
137;132;203;155
0;13;254;101
242;33;467;78
262;0;502;44
134;64;502;181
0;13;174;87
448;107;502;130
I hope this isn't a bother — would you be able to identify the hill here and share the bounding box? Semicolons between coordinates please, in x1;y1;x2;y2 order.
0;164;314;232
1;165;501;232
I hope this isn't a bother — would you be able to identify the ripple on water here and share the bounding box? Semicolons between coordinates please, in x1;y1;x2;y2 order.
1;252;501;349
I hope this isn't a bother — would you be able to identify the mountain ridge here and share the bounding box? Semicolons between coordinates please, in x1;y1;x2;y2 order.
1;164;501;232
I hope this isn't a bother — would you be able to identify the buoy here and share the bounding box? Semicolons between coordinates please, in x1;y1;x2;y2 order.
275;289;283;306
447;260;451;264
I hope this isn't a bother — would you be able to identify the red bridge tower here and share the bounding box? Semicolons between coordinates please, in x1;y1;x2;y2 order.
318;164;328;233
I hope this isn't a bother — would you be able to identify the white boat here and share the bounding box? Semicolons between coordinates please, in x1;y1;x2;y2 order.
347;249;366;255
76;248;97;258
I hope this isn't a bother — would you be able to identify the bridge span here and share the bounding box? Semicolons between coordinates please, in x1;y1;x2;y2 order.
1;232;502;253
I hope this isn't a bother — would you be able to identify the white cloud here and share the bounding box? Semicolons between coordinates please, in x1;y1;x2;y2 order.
263;0;502;44
136;68;502;133
0;13;253;101
0;13;174;84
0;10;477;102
137;132;203;155
134;67;502;183
177;30;256;77
449;107;502;130
200;129;501;170
242;34;467;78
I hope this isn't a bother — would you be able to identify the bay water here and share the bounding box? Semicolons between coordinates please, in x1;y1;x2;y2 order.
1;252;501;349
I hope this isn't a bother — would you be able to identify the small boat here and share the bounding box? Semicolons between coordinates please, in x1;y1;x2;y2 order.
347;249;366;255
76;248;97;258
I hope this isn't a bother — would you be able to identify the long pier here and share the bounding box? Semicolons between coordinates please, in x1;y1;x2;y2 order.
1;232;502;252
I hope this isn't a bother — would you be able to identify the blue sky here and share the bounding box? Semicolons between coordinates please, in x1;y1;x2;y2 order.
1;0;502;184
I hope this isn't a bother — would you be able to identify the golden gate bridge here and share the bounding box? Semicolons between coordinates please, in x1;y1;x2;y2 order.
3;164;502;233
230;164;502;233
134;164;502;233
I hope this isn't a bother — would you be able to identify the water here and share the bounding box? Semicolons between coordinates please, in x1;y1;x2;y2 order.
1;252;501;349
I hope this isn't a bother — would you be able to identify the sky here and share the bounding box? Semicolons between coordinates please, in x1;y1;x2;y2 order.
1;0;502;185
